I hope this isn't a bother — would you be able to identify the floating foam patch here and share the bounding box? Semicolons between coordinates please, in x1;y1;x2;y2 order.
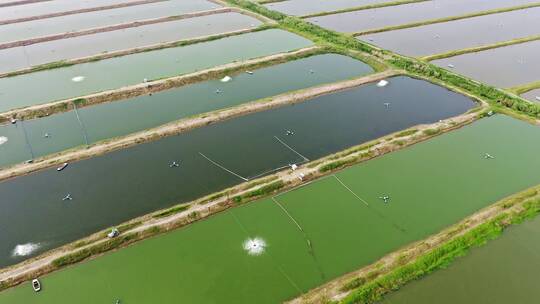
243;237;266;256
0;136;7;146
71;76;85;82
12;243;40;257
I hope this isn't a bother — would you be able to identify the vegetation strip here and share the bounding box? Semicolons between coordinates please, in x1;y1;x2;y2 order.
0;0;49;8
421;34;540;62
300;0;428;19
0;106;482;291
0;68;395;183
0;0;166;26
351;2;540;36
0;7;234;50
508;80;540;95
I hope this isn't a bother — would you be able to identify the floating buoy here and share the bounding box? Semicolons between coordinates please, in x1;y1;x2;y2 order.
71;76;85;82
220;76;232;83
377;80;388;87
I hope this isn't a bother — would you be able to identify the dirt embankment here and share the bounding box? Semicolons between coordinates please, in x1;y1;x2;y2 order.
0;0;165;26
0;7;233;50
0;106;483;290
0;68;393;183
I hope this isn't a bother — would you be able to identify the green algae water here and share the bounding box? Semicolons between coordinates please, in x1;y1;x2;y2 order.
1;115;539;303
0;54;374;168
0;76;475;267
380;212;540;304
0;29;313;112
0;12;262;73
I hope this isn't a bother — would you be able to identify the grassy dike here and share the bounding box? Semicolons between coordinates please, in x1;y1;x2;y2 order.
224;0;540;121
340;189;540;304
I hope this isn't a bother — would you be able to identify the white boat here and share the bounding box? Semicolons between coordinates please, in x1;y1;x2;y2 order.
57;163;68;171
32;279;41;292
535;96;540;101
10;117;17;124
246;71;254;75
377;80;389;87
447;64;455;68
107;228;119;238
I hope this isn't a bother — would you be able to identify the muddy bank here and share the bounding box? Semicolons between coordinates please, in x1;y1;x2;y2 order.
0;0;165;25
0;68;392;182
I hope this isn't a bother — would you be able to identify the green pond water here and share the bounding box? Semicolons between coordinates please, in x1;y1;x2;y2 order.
0;0;219;45
0;115;538;303
380;210;540;304
0;76;475;267
0;29;313;112
0;12;262;73
0;53;373;168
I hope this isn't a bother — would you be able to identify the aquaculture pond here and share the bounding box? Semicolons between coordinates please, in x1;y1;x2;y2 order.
522;89;540;103
433;40;540;87
0;0;144;21
360;7;540;57
265;0;396;16
308;0;538;33
0;54;374;168
0;12;262;73
380;213;540;304
2;115;540;304
0;29;313;113
0;0;220;45
0;76;475;267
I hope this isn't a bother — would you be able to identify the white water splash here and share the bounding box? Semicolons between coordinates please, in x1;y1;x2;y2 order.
12;243;40;257
71;76;85;82
0;136;7;146
243;238;266;256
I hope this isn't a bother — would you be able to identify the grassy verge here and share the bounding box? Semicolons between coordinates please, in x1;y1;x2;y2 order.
340;193;540;304
507;80;540;95
422;35;540;61
352;3;540;36
301;0;428;19
233;180;285;203
152;205;190;219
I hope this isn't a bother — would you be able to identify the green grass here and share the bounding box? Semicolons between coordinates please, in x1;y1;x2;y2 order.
233;180;285;204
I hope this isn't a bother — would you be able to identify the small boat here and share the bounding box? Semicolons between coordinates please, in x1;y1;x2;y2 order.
24;159;33;164
377;80;389;87
10;117;17;124
447;64;455;68
535;96;540;101
246;71;254;75
32;279;41;292
107;228;119;238
57;163;68;171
